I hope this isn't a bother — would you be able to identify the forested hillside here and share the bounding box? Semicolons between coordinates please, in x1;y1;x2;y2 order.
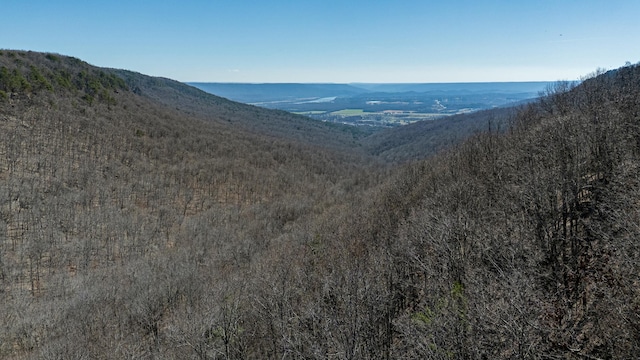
1;50;639;359
0;50;382;359
111;69;376;150
362;106;517;162
350;66;640;358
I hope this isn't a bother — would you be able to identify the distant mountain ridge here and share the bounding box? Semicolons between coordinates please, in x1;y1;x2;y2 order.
188;82;367;103
189;81;552;104
351;81;551;93
189;81;550;127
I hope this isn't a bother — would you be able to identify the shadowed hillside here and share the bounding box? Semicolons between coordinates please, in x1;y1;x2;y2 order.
1;50;639;359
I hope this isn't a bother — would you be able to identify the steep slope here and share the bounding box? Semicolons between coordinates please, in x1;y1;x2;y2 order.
320;64;640;358
0;50;380;358
112;69;374;150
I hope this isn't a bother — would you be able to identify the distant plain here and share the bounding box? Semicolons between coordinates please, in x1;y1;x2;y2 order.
190;82;552;126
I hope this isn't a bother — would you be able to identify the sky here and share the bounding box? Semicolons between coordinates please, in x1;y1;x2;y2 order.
3;1;640;83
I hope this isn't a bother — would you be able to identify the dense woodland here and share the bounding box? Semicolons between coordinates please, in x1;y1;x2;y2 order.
1;50;639;359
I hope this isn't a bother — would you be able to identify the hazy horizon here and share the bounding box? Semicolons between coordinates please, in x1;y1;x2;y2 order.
189;80;553;85
5;1;640;83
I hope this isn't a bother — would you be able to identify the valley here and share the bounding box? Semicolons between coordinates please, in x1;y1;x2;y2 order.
1;51;639;359
190;81;551;126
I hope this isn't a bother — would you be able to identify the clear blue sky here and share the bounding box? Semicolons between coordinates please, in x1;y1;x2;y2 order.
3;1;639;83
